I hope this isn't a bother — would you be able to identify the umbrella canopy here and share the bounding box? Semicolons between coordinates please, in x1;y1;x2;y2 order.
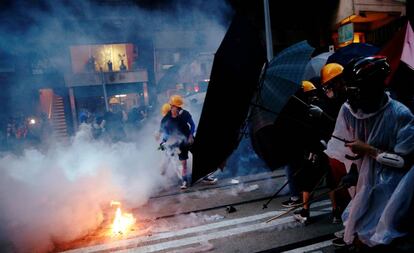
250;41;315;134
327;43;380;66
303;51;333;80
191;13;266;183
249;41;315;170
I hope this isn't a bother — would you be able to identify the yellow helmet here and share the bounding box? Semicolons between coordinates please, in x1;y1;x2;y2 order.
161;103;171;116
169;95;184;108
321;63;344;85
302;81;316;93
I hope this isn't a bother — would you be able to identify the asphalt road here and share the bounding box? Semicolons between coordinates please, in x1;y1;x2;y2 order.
57;170;344;253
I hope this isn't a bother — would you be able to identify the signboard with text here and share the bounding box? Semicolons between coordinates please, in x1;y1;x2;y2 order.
338;22;354;44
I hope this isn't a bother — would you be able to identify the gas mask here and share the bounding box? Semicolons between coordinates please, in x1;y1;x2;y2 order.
346;80;385;113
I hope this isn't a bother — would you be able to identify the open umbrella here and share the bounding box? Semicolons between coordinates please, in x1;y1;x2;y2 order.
191;13;266;183
249;41;315;170
303;51;333;80
327;43;380;66
250;40;315;133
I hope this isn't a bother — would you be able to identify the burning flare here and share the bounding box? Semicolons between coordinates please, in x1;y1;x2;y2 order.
110;200;136;236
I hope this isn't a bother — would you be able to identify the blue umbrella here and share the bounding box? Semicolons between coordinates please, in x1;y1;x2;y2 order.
251;40;315;133
327;43;380;66
303;51;334;80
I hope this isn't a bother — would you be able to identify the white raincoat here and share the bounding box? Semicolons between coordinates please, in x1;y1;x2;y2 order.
325;96;414;246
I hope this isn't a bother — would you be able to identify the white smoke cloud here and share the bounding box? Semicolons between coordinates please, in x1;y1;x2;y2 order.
0;0;234;251
0;121;171;252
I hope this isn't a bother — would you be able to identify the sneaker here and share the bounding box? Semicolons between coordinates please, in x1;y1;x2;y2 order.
334;229;345;239
332;208;342;224
332;237;346;247
180;181;188;190
293;208;309;224
202;176;218;185
281;197;302;208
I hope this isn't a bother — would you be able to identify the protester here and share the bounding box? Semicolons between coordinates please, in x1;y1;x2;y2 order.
290;81;341;224
156;103;171;176
279;86;307;208
158;95;196;189
158;96;218;189
160;103;171;118
319;63;352;222
325;56;414;250
320;63;347;118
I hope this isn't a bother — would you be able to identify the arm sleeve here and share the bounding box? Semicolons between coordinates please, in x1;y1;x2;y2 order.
324;104;357;172
183;110;196;135
394;107;414;157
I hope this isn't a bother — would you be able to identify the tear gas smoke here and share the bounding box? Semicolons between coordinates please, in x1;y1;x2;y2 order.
0;29;228;253
0;120;169;252
0;0;264;251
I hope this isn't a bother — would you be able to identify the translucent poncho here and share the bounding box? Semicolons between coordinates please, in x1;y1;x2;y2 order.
325;96;414;246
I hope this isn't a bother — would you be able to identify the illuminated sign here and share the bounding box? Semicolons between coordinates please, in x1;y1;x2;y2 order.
338;23;354;44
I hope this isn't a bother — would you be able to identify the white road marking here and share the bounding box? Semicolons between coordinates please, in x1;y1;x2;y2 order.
117;209;331;253
61;200;332;253
282;239;333;253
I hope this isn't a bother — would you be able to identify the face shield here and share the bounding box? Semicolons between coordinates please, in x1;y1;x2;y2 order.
345;79;385;113
342;56;390;113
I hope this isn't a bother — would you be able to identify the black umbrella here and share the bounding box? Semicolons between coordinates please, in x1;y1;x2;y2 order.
327;43;380;66
191;13;266;184
250;40;315;133
249;41;315;170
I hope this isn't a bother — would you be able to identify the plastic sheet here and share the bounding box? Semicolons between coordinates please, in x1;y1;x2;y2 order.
325;96;414;246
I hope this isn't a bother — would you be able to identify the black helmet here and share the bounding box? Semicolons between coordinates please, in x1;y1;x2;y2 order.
343;56;390;85
343;56;390;113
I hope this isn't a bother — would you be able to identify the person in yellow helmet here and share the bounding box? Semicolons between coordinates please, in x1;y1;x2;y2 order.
290;65;350;226
302;80;319;106
288;79;344;225
302;80;316;93
158;95;195;189
321;63;345;99
281;80;322;209
156;103;171;148
320;63;347;119
161;103;171;117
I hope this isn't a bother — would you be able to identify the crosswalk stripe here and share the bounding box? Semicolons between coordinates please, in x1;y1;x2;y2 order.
282;239;333;253
117;209;331;253
61;200;332;253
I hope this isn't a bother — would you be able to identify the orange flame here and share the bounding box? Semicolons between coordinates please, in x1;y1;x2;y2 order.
110;201;136;236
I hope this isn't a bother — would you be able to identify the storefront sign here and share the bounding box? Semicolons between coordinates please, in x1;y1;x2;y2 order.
338;22;354;44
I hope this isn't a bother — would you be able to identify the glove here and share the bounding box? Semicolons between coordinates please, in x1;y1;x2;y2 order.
158;142;166;151
308;105;323;118
340;163;359;188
